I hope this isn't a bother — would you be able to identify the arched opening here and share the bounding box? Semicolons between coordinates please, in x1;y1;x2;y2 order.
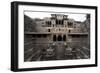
53;35;56;41
48;29;50;32
63;35;66;41
57;35;62;41
69;30;71;33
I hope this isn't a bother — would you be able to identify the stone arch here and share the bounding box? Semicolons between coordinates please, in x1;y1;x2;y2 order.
48;29;50;32
53;35;56;41
63;35;66;41
57;35;62;41
69;29;71;33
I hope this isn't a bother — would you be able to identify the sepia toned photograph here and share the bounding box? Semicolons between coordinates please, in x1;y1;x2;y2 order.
24;11;90;62
11;2;97;71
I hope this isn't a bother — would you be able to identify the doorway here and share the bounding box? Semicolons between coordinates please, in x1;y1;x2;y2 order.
57;35;62;41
